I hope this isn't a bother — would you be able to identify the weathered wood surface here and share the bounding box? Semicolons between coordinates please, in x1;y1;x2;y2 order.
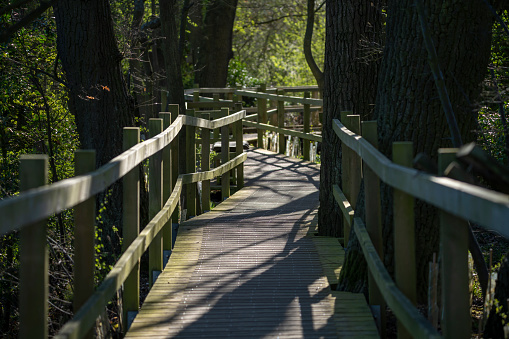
126;149;377;338
332;118;509;238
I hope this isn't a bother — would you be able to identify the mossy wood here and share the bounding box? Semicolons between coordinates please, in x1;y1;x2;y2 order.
19;155;49;339
438;149;470;338
73;150;96;339
121;128;140;331
0;111;246;234
332;118;509;236
242;121;322;142
55;151;246;338
360;121;385;333
354;218;440;339
392;141;417;339
148;118;164;286
235;89;323;105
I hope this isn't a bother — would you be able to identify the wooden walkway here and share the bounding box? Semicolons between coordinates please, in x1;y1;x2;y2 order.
126;149;378;338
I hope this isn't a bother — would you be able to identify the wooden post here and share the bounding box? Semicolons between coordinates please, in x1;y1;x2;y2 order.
438;148;470;339
148;118;163;286
168;105;179;226
193;89;200;103
213;93;220;102
361;121;385;337
122;128;140;331
159;112;173;255
202;113;211;212
303;91;311;161
19;154;49;339
277;89;285;154
186;109;197;218
236;115;244;190
257;84;267;148
392;142;417;339
221;108;230;200
74;150;96;339
340;111;352;243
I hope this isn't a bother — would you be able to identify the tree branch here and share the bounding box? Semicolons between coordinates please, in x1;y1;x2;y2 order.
0;0;58;44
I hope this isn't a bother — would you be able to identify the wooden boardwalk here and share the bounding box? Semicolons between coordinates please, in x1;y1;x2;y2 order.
126;148;378;338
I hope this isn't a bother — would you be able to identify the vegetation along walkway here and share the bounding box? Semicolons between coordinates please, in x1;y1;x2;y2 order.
126;148;378;338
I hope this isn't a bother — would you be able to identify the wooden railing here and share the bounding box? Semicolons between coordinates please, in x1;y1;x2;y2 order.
333;115;509;338
190;86;509;338
187;85;323;161
0;105;246;338
6;84;507;338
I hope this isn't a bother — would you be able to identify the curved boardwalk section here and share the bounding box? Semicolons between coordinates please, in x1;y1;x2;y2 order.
126;148;378;338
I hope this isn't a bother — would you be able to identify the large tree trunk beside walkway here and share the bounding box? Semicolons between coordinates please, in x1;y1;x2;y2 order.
337;0;493;302
318;0;384;238
54;0;134;253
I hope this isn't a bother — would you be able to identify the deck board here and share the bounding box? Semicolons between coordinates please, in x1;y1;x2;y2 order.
126;148;378;338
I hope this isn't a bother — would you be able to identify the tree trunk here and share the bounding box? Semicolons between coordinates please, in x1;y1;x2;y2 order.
194;0;238;88
160;0;185;114
338;0;493;302
318;0;384;237
54;0;134;252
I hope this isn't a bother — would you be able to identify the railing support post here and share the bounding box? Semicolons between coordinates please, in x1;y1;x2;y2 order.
169;105;180;227
392;142;417;339
74;150;96;339
160;112;173;260
221;108;231;200
235;114;244;190
361;121;385;336
19;154;49;339
438;148;470;339
341;112;361;244
149;118;163;286
186;109;197;218
257;84;267;148
277;89;285;154
303;91;311;161
202;113;211;212
122;128;140;331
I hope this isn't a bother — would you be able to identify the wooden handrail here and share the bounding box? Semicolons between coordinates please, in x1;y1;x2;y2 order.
54;152;246;339
332;118;509;237
332;116;509;337
354;217;441;339
0;111;247;235
235;89;323;105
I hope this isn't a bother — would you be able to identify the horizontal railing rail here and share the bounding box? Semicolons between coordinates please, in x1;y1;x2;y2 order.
332;118;509;236
0;111;246;235
54;152;247;339
332;115;509;338
1;106;247;339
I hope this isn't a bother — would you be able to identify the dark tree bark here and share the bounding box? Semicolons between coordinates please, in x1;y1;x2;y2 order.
54;0;134;249
337;0;494;301
318;0;384;237
194;0;238;88
160;0;185;114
